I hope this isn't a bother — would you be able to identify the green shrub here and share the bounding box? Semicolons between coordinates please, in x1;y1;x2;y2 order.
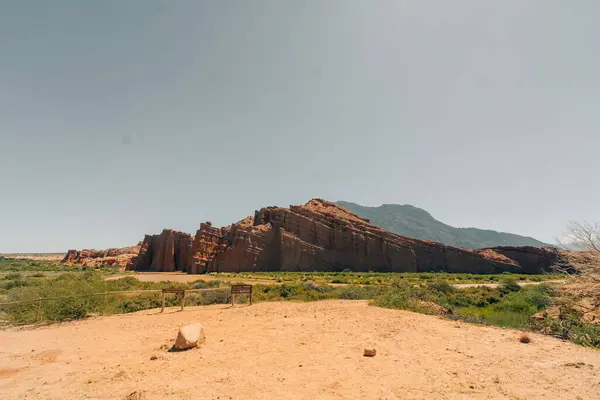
302;281;329;293
278;284;297;298
4;272;24;280
444;287;501;308
524;284;553;310
334;286;368;300
190;280;223;289
201;289;230;305
499;278;521;294
426;280;455;294
371;282;425;310
4;279;29;290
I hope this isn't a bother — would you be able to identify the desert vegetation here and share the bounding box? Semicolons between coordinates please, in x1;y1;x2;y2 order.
0;255;123;274
2;250;599;348
209;270;563;285
1;264;598;348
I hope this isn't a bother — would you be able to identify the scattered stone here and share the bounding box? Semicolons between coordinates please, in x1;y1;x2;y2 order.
150;355;158;360
519;334;531;344
174;323;205;351
564;362;591;369
125;391;146;400
363;349;377;357
416;300;450;315
531;306;561;321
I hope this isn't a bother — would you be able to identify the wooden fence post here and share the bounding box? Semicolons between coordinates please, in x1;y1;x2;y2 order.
161;291;165;313
180;290;186;311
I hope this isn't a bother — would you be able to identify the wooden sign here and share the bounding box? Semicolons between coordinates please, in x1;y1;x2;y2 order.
231;285;253;305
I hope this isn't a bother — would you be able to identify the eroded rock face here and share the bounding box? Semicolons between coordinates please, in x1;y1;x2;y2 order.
61;245;141;268
482;246;562;274
130;229;192;272
130;199;562;274
130;223;226;273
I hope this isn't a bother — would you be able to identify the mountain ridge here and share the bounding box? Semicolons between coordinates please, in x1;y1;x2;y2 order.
336;201;550;249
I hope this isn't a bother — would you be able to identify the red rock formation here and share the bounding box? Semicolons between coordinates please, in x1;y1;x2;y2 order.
61;245;140;267
130;230;192;272
188;222;224;274
130;199;562;274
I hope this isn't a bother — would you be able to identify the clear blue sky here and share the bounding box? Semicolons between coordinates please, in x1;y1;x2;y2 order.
1;1;599;252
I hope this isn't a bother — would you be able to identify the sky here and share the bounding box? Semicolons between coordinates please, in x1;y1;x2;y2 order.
1;1;599;252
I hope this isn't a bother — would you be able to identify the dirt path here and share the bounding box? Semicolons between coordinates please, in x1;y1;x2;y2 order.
453;280;565;289
1;301;599;400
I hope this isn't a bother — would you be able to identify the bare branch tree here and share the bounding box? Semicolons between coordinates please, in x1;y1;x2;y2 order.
560;220;600;252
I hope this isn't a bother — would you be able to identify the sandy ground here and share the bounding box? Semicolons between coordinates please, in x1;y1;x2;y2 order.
0;254;65;261
1;301;599;400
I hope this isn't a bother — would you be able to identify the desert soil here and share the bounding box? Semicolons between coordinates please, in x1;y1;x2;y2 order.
1;301;599;400
0;254;65;261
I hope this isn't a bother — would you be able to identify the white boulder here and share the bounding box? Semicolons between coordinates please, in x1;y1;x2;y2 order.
174;322;205;350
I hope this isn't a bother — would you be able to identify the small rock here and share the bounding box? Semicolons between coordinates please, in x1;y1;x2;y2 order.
150;355;158;360
564;362;587;368
174;322;205;351
519;334;531;344
363;348;377;357
125;391;146;400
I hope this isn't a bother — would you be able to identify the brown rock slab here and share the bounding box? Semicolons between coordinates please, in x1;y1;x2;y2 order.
364;348;377;357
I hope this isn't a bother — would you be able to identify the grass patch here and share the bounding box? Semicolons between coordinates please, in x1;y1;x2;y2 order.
0;271;232;325
0;256;124;275
209;271;562;285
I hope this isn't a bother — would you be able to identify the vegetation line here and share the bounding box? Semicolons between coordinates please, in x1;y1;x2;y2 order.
0;287;224;306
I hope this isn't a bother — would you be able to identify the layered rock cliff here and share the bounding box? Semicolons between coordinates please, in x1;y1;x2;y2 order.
62;245;140;267
129;199;561;274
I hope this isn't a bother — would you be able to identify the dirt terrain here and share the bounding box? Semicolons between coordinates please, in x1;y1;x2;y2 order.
0;253;65;261
1;301;599;400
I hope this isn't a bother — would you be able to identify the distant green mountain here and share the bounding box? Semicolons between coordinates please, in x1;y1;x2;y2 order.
336;201;550;249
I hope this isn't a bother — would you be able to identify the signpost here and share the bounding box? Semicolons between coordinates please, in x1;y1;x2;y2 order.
161;288;186;313
230;285;253;306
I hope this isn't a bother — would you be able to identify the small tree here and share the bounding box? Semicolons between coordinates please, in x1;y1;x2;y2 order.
551;221;600;330
554;220;600;278
559;220;600;252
